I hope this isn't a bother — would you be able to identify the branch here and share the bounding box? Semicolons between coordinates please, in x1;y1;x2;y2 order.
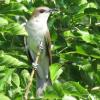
24;42;42;100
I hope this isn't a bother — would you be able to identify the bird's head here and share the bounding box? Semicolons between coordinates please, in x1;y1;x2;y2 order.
31;7;57;23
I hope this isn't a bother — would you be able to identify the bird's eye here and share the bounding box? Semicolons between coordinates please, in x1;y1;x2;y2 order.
39;9;45;13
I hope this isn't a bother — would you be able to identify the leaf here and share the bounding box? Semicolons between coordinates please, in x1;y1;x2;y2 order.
76;45;100;59
44;82;63;99
5;23;28;36
62;95;77;100
64;30;74;37
76;45;87;56
84;8;98;14
60;53;81;63
44;81;89;99
81;34;95;44
50;63;63;82
0;68;15;91
21;69;30;79
87;2;98;9
0;94;10;100
80;0;87;5
0;2;28;15
12;73;20;87
20;69;30;87
77;30;96;44
0;17;8;26
5;0;10;4
0;51;28;68
62;81;89;98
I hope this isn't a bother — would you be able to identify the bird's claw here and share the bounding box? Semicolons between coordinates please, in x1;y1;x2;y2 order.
32;62;38;70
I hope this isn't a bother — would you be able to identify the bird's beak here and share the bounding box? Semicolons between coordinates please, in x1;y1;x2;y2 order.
48;8;59;13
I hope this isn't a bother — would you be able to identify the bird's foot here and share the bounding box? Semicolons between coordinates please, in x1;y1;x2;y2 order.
32;62;38;70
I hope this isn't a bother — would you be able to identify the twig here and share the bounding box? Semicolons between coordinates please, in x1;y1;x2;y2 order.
58;46;68;54
24;68;35;100
24;43;42;100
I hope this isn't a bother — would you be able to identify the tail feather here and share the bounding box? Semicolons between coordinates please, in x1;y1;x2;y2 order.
36;74;51;97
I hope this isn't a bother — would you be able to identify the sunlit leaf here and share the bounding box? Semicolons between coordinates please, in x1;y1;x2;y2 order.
62;95;77;100
0;51;28;68
5;23;28;36
0;94;10;100
87;2;98;8
0;17;8;26
5;0;10;4
50;63;63;82
0;68;15;91
12;73;20;87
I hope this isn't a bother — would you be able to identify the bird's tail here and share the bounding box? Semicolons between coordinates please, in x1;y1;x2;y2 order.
36;72;51;97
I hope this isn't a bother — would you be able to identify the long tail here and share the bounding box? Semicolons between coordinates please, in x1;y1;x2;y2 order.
36;56;51;97
36;74;51;97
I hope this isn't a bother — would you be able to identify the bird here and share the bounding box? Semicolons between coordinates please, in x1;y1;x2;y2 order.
24;7;56;97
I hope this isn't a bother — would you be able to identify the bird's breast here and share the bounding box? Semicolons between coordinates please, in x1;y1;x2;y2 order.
25;22;47;54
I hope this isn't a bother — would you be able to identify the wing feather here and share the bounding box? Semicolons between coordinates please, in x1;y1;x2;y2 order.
44;31;52;65
24;36;34;63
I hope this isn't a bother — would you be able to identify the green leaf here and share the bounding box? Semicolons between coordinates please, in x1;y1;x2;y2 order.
21;69;30;79
87;2;98;9
76;45;87;56
50;63;63;82
44;81;89;99
80;0;87;5
12;73;20;87
0;68;15;91
76;45;100;58
77;30;96;44
5;0;10;4
44;82;63;99
0;51;28;68
0;94;10;100
0;17;8;26
20;69;30;87
5;23;28;36
0;2;28;14
84;8;98;14
64;30;74;37
62;81;89;98
81;34;95;44
62;95;77;100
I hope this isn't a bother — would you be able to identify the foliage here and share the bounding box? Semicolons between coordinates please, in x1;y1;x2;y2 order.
0;0;100;99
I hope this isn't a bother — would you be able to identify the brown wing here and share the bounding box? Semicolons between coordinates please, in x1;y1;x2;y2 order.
44;31;52;65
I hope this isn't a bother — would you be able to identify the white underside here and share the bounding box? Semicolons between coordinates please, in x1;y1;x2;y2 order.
25;18;49;79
